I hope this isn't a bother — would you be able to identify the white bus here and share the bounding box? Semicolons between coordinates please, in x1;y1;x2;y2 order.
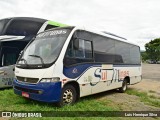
0;17;67;88
13;26;141;107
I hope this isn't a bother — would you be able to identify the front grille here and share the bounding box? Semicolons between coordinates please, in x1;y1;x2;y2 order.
14;86;40;94
16;76;39;83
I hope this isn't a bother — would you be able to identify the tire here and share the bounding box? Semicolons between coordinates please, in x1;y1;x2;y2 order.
56;85;77;107
119;79;127;93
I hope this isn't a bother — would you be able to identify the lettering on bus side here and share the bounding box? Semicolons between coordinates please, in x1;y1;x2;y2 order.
94;68;129;84
2;78;13;86
119;70;129;80
94;68;107;81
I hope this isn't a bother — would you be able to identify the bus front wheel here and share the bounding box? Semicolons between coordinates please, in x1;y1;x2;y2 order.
56;85;77;107
119;79;127;93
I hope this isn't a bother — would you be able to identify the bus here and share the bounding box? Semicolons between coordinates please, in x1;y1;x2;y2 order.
0;17;67;88
13;26;141;107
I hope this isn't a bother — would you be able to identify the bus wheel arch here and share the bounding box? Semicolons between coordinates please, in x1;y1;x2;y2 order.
64;81;80;102
56;81;80;107
125;76;130;85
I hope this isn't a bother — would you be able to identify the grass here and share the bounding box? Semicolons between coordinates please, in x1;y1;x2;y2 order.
0;89;119;111
126;89;160;108
0;88;159;120
0;89;121;120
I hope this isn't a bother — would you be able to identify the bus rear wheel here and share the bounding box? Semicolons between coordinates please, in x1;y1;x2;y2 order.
119;79;127;93
56;85;77;107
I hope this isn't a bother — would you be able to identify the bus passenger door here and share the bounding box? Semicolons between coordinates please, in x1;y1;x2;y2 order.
0;47;19;88
64;36;94;97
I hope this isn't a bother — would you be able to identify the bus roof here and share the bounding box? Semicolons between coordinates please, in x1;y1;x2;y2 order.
75;26;139;47
1;17;68;27
36;26;139;47
0;17;68;38
1;17;47;23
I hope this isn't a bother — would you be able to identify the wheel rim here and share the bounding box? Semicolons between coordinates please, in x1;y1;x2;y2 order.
63;89;73;104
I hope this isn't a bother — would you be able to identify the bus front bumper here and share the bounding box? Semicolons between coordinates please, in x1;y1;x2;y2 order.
13;79;61;103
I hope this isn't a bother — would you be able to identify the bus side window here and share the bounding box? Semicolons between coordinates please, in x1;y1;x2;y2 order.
1;47;19;66
64;38;93;66
74;39;93;59
65;40;74;57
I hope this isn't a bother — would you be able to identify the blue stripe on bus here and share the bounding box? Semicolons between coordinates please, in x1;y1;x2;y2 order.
63;63;141;79
63;63;101;79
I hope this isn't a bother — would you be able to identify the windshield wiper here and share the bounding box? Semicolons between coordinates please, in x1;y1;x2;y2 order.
29;54;45;67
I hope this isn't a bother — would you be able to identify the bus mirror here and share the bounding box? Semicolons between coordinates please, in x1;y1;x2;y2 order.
74;38;79;50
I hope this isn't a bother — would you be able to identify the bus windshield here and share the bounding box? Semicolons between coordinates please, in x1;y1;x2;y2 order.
17;28;72;68
5;20;43;36
0;19;10;35
0;18;45;36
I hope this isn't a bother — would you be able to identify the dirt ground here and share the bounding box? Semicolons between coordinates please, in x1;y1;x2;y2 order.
98;63;160;113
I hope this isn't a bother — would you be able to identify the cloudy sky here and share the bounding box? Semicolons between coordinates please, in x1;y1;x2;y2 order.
0;0;160;50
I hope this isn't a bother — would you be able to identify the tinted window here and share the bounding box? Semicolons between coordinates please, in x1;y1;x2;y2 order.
0;19;10;35
75;39;92;59
0;20;5;34
45;25;57;30
64;31;93;66
64;30;140;65
5;20;43;36
92;33;140;64
92;34;118;63
0;41;28;67
1;47;19;66
65;39;93;59
130;45;140;64
115;41;130;63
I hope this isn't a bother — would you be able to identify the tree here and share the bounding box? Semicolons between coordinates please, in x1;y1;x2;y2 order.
145;38;160;62
141;51;148;62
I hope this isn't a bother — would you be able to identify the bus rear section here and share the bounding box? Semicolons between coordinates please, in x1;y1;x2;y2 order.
13;26;141;107
0;17;68;88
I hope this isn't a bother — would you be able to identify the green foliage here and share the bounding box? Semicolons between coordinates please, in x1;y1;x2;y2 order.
141;51;148;62
0;89;121;120
145;38;160;62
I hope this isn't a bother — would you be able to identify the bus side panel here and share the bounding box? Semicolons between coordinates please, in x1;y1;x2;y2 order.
0;65;14;88
78;64;141;97
126;66;141;84
79;84;92;97
78;64;122;96
69;64;122;97
64;64;141;97
114;65;142;84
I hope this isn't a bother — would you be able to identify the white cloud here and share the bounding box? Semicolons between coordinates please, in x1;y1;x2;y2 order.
0;0;160;50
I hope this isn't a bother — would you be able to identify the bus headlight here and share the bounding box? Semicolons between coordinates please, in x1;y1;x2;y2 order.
40;77;60;83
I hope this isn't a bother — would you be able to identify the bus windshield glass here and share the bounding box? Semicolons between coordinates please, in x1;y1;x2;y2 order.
0;19;10;35
5;20;43;36
17;28;72;68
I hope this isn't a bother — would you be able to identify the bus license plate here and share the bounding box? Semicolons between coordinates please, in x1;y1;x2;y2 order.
22;92;29;98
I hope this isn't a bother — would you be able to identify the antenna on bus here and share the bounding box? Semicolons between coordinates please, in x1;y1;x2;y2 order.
102;31;127;40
